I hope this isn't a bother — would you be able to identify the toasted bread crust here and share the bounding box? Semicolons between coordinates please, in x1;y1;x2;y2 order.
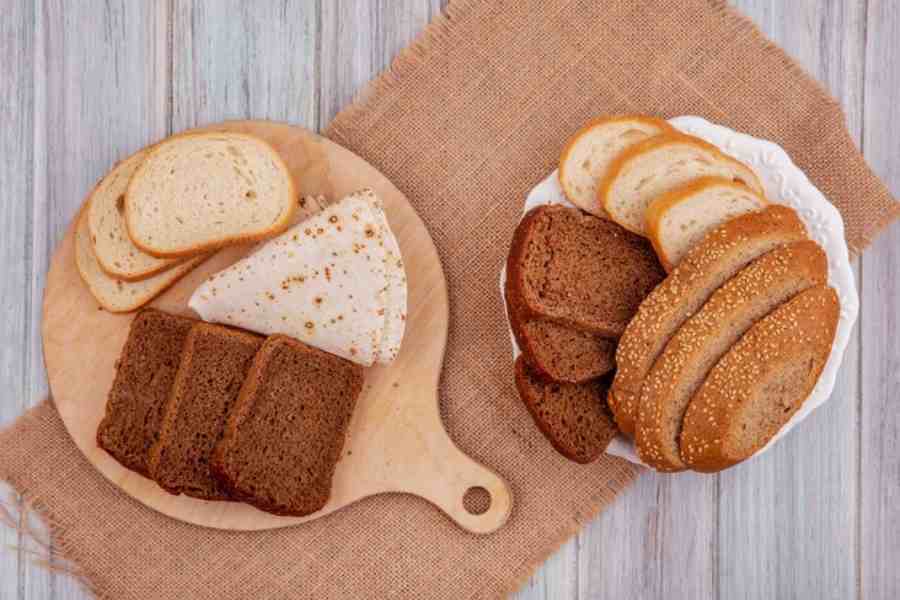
610;205;808;437
124;132;297;258
679;285;839;472
645;176;769;271
598;133;764;235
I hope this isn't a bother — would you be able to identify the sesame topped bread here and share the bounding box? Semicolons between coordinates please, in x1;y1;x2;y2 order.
506;205;665;338
610;205;808;437
635;241;827;471
125;132;297;257
96;309;196;475
211;335;365;517
190;189;407;366
599;133;764;235
87;149;184;280
75;206;206;313
645;177;768;271
513;356;618;463
680;285;839;472
559;115;675;217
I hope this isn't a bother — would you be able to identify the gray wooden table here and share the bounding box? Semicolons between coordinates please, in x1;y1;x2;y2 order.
1;2;897;599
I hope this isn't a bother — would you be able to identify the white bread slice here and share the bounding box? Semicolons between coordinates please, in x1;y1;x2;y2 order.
125;132;296;258
680;285;839;472
599;133;764;236
609;205;808;437
75;204;206;312
646;177;768;271
87;149;185;281
635;240;827;472
559;115;675;217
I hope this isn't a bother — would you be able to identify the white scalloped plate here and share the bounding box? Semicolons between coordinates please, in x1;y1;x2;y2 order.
500;115;859;468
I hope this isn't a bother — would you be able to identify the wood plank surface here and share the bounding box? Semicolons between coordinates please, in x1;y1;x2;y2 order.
0;1;898;599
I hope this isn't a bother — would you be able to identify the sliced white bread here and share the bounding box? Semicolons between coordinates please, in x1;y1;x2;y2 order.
609;205;807;437
635;241;827;472
125;132;296;258
559;115;675;217
87;149;185;281
599;133;764;236
75;205;206;312
680;285;839;472
646;177;768;271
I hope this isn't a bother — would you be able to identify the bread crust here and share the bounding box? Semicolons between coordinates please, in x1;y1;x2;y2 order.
124;132;298;258
558;114;676;215
645;176;768;271
609;205;808;437
679;285;839;472
598;132;764;235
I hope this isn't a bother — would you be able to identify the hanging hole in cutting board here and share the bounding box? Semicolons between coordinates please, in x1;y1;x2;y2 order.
463;486;491;515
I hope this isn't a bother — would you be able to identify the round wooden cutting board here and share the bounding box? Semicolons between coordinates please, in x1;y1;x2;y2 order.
42;120;512;534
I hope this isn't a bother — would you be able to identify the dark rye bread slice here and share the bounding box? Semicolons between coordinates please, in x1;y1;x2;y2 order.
97;309;196;475
680;285;839;472
506;205;665;338
610;205;808;438
506;275;615;382
147;323;263;500
635;241;827;472
211;335;364;516
514;356;618;463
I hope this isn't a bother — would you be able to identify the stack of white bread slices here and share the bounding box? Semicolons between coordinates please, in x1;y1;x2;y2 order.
76;132;298;312
545;115;841;472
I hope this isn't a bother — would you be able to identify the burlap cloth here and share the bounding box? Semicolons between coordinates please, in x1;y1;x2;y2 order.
2;1;898;598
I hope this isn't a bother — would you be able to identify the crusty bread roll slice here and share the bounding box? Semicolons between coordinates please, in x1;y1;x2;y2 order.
75;204;206;312
559;115;675;217
87;149;185;281
599;133;764;235
125;132;296;257
646;177;768;271
680;285;839;472
610;205;807;437
635;241;827;472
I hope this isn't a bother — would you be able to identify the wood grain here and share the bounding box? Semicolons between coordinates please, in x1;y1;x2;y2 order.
1;0;898;598
861;2;900;597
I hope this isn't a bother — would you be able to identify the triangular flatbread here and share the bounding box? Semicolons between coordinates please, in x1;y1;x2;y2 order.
189;189;407;366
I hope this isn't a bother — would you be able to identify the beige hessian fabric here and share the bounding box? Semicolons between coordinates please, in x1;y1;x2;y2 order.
1;1;897;598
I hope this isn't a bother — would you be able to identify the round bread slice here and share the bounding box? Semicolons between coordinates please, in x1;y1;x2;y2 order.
635;240;827;472
125;132;297;257
680;285;839;472
75;204;207;312
87;150;184;280
646;177;768;271
513;356;618;463
506;204;665;337
610;205;807;438
559;115;675;217
599;133;764;236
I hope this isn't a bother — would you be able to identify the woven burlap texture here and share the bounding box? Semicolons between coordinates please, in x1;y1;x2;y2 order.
2;1;898;598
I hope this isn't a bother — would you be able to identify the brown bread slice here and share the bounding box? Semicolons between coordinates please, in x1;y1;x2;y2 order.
211;335;364;516
148;323;264;500
513;356;618;463
506;205;665;337
680;285;839;472
610;205;807;437
96;309;196;475
506;276;615;382
635;241;827;471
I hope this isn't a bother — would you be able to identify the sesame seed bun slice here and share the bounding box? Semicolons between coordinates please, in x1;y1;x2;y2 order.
635;241;827;472
598;133;764;236
680;285;839;472
610;205;808;438
559;115;675;217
